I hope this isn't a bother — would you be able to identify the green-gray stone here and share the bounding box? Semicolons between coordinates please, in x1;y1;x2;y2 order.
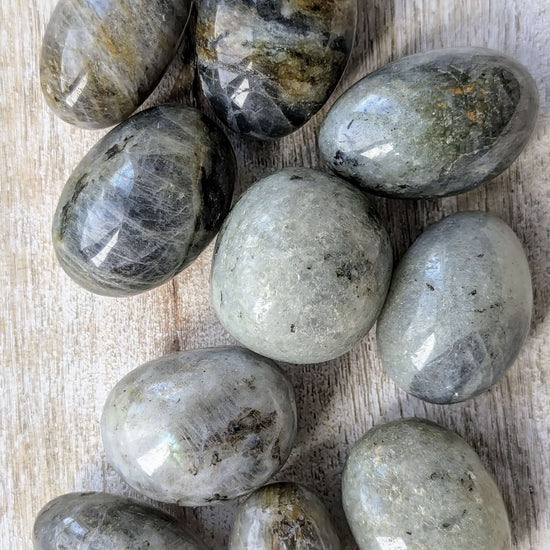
342;418;511;550
319;47;539;198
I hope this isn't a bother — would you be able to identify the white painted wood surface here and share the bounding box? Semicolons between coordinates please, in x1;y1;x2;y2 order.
2;1;550;548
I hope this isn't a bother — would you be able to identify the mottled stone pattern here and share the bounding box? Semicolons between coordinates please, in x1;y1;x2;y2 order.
197;0;357;140
229;482;341;550
52;105;236;297
41;0;191;128
376;211;532;404
319;47;539;197
210;167;393;364
343;418;511;550
33;492;207;549
101;347;297;506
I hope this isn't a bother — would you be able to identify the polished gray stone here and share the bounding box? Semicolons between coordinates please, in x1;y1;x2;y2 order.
197;0;357;140
229;482;341;550
41;0;191;128
101;347;297;506
210;167;393;364
377;211;532;404
33;492;207;549
343;418;511;550
319;47;539;198
52;105;236;297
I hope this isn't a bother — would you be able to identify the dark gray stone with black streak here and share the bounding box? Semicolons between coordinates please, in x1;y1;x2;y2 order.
52;105;236;297
33;492;207;549
342;418;511;550
101;347;297;506
319;47;539;198
197;0;357;140
377;211;532;404
41;0;191;128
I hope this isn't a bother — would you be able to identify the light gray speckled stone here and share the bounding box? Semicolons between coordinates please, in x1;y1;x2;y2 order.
33;492;207;549
210;167;393;364
342;418;511;550
376;211;532;404
101;346;297;506
229;482;341;550
319;47;539;198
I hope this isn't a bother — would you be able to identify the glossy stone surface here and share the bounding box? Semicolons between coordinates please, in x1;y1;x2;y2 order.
41;0;191;128
211;167;393;364
197;0;357;140
101;347;297;506
33;492;207;549
319;47;539;198
229;482;341;549
52;105;236;297
342;418;511;550
377;211;532;404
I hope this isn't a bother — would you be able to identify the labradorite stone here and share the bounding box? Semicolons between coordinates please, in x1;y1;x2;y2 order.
101;347;297;506
229;482;341;550
342;418;511;550
41;0;191;128
33;492;207;549
210;167;393;364
52;105;236;297
376;211;532;404
196;0;357;140
319;47;539;198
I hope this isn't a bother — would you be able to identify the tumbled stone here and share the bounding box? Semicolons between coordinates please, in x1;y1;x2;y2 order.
377;211;532;404
319;47;539;198
343;418;511;550
229;482;341;549
41;0;191;128
33;492;207;549
101;346;297;506
52;105;236;297
196;0;357;140
211;167;393;364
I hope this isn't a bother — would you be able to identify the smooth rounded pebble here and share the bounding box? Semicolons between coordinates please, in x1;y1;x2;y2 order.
376;211;532;404
229;482;341;550
101;346;297;506
342;418;511;550
319;47;539;198
197;0;357;140
211;167;393;364
33;492;207;549
52;104;236;297
41;0;191;128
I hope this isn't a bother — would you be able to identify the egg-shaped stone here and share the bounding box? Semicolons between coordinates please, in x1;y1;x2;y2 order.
343;418;511;550
41;0;191;128
319;47;539;198
33;492;207;549
377;211;532;404
210;167;393;364
101;347;297;506
197;0;357;140
229;482;341;549
52;104;236;297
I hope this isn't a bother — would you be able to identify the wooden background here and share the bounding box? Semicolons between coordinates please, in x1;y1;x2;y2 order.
2;0;550;548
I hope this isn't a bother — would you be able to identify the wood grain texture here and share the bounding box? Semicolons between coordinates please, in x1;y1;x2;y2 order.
1;0;549;548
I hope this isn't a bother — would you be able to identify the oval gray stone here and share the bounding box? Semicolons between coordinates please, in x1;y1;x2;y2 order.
197;0;357;140
229;482;341;550
376;211;532;404
33;492;207;549
52;105;236;297
41;0;191;128
342;418;511;550
319;47;539;198
210;167;393;364
101;346;297;506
